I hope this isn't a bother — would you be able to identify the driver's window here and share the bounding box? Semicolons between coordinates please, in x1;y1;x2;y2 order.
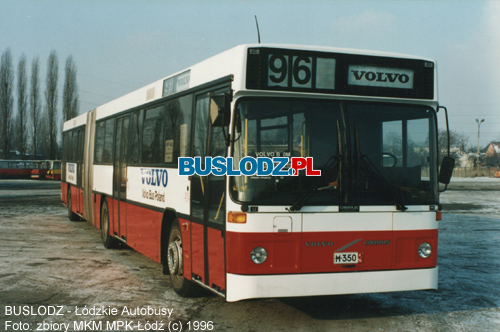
407;118;429;167
382;120;402;167
407;118;430;178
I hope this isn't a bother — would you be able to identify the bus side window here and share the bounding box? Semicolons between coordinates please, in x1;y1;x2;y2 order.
68;131;74;161
165;99;180;164
95;121;106;163
62;132;68;161
142;105;165;164
193;95;210;160
129;110;141;164
102;119;115;164
72;131;78;161
164;94;193;164
179;94;192;159
78;129;85;162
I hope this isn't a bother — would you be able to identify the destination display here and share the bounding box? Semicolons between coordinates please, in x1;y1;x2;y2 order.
162;70;191;97
246;47;434;99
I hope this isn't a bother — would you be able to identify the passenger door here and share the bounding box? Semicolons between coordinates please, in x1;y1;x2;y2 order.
113;116;130;240
190;88;229;293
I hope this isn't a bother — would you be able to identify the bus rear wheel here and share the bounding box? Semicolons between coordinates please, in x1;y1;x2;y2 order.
67;187;80;221
167;221;199;297
101;200;117;249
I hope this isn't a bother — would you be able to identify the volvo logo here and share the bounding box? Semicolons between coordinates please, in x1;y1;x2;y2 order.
304;241;334;247
364;240;391;245
350;71;411;84
348;65;414;90
141;168;168;187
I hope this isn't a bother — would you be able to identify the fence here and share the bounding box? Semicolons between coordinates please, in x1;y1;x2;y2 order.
452;167;500;178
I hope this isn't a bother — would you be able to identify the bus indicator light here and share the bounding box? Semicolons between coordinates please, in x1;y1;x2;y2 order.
228;212;247;224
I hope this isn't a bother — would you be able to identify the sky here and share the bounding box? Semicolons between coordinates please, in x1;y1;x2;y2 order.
1;0;499;149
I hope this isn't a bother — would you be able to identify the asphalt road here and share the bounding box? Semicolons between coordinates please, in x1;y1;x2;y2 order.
0;179;499;332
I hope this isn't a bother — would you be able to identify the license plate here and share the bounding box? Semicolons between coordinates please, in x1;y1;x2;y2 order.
334;252;359;264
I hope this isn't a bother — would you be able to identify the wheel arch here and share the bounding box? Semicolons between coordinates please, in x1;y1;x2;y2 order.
160;208;180;271
98;194;109;230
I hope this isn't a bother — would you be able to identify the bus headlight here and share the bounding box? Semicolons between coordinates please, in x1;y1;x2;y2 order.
418;242;432;259
250;247;267;264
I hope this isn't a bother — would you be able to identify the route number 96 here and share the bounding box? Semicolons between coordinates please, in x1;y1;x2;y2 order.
268;54;313;89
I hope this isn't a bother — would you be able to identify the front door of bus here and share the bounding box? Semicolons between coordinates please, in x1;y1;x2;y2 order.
191;90;227;293
113;116;129;240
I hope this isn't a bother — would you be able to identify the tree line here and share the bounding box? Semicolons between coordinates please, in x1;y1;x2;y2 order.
0;48;79;160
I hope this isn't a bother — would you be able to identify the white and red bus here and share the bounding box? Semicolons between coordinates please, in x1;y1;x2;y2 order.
0;160;35;179
61;44;453;302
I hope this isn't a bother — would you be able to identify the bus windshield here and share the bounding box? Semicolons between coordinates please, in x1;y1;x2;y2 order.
231;98;438;207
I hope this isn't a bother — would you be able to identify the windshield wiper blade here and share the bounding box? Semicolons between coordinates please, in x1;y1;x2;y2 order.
288;119;344;212
358;154;407;211
288;154;342;212
352;119;406;211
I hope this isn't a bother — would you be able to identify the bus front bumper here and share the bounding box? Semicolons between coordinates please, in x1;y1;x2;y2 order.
226;267;438;302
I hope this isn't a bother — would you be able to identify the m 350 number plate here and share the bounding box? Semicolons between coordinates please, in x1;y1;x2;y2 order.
334;252;359;265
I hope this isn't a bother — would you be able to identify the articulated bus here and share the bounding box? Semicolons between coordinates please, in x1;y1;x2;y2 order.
61;44;453;302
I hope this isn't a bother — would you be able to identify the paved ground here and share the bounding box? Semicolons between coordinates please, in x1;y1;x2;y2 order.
0;179;499;332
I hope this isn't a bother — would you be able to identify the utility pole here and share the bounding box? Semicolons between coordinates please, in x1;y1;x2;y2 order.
476;118;484;177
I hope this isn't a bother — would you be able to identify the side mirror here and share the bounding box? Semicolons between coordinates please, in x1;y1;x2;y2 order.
438;156;455;185
234;107;242;134
210;93;231;127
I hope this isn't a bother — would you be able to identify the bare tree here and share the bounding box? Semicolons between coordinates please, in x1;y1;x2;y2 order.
0;49;15;159
438;129;469;162
30;56;41;158
17;54;28;158
45;50;58;159
63;55;79;121
40;118;50;159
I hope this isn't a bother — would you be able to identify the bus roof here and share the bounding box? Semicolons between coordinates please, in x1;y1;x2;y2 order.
63;44;436;131
63;112;87;131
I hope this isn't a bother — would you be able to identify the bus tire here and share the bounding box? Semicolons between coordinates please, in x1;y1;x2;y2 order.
167;221;199;297
67;187;80;221
100;199;117;249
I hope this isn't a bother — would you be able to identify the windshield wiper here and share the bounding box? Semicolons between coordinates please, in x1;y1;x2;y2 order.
288;119;344;212
287;153;342;212
353;120;407;211
359;155;407;210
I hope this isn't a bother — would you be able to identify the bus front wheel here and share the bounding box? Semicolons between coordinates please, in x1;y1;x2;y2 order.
167;221;198;297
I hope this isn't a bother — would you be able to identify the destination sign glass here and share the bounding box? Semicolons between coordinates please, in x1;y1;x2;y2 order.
246;48;434;100
163;70;191;97
266;54;336;90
